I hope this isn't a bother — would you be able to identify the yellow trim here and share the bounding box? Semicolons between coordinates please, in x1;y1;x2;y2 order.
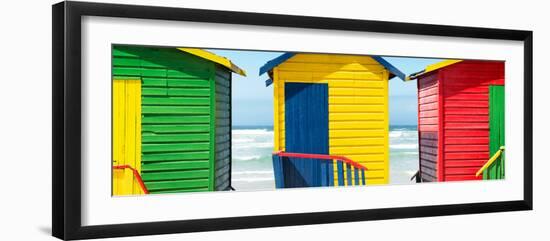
177;48;246;76
344;166;348;186
273;68;286;152
476;146;505;177
406;60;462;81
426;60;462;73
113;79;144;196
382;70;390;184
273;69;280;151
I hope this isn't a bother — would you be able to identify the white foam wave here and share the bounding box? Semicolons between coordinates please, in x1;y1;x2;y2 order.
233;155;261;161
389;130;417;138
232;177;274;182
390;143;418;149
233;170;274;175
232;129;273;135
234;142;273;149
232;138;255;143
389;131;403;138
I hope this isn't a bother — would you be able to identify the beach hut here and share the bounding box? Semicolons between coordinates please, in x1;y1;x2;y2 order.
260;53;406;188
112;45;246;195
407;60;505;182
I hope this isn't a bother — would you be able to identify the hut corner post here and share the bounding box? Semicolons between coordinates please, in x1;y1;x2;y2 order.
437;71;445;182
416;72;422;183
209;66;216;191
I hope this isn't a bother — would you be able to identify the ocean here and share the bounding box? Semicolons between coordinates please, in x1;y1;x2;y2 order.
231;125;419;191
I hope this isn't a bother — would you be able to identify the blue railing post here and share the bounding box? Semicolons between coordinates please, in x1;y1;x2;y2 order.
272;154;285;188
361;169;366;185
320;160;328;186
328;160;334;186
337;161;344;186
346;163;352;186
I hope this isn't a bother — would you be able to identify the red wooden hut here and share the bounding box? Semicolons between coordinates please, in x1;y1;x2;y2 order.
407;60;505;182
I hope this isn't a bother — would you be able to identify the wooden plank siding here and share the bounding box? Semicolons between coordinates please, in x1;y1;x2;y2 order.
273;68;286;152
274;54;390;185
415;60;504;182
485;85;505;179
112;46;216;193
214;67;232;190
283;83;329;187
417;72;439;182
439;62;503;181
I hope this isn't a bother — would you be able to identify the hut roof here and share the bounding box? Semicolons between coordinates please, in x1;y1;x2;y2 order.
259;52;406;86
178;48;246;76
406;60;462;81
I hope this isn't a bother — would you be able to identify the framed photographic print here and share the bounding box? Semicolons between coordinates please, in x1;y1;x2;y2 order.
52;1;533;240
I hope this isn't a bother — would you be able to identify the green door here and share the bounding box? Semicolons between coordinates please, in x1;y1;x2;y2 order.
485;85;505;180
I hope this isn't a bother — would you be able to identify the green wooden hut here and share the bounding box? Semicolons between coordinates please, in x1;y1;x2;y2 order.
112;45;245;195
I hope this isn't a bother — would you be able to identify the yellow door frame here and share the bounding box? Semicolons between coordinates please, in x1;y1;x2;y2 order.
112;79;144;195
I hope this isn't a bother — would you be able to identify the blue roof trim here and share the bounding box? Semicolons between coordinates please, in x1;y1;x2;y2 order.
371;56;406;81
265;78;273;87
259;52;296;75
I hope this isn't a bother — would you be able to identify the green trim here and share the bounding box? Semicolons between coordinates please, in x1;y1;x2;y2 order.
208;64;217;191
485;85;505;179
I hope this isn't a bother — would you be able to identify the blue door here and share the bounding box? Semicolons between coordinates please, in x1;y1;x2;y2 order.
282;83;329;187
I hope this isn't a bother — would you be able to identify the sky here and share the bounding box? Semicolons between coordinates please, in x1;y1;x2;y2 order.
209;49;440;126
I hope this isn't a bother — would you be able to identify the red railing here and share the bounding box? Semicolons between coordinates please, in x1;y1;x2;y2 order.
113;165;149;194
272;151;368;188
273;151;368;171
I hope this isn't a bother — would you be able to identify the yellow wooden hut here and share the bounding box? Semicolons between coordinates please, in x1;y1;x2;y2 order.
260;53;405;186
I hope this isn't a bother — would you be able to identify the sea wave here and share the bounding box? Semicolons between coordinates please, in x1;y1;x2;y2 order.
234;142;273;149
232;177;274;182
232;129;273;135
232;138;255;143
232;155;262;161
233;170;274;175
389;130;417;138
390;143;418;149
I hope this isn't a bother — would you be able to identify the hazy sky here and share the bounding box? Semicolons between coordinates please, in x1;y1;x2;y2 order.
209;49;440;126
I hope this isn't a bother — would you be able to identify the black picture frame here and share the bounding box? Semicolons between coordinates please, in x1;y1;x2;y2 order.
52;1;533;240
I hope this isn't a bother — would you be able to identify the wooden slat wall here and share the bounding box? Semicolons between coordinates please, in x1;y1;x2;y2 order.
275;54;390;185
418;72;439;182
112;46;215;193
273;68;286;152
486;85;505;179
112;79;144;195
440;61;503;181
214;67;232;191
